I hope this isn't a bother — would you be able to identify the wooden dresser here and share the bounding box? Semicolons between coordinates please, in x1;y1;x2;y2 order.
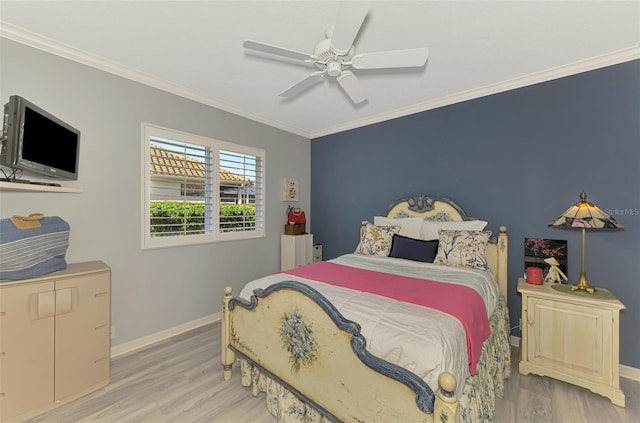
517;278;625;407
0;261;111;422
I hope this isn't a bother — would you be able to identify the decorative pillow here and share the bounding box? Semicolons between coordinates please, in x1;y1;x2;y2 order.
354;222;400;256
388;234;439;263
419;220;488;241
434;229;492;270
373;216;424;239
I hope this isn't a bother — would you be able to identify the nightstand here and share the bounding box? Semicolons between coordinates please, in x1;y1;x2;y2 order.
517;278;626;406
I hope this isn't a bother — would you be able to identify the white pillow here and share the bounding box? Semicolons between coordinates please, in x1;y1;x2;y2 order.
373;216;424;239
419;220;488;240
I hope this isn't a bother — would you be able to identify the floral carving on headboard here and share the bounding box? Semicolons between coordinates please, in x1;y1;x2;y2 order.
407;193;435;213
387;194;473;222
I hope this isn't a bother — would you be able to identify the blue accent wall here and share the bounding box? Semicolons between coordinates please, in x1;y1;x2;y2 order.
311;60;640;369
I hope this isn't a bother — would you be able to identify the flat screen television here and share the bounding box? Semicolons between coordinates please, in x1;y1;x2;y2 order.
1;95;80;180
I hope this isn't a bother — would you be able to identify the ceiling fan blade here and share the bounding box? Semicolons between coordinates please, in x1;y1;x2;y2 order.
351;47;429;70
330;2;369;54
336;71;367;105
243;40;315;62
279;71;325;98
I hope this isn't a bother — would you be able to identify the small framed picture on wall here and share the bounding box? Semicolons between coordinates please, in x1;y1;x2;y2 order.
283;177;299;201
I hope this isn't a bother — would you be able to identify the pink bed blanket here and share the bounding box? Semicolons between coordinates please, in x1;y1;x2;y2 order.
283;261;490;375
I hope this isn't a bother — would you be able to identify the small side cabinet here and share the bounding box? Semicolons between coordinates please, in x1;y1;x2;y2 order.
281;234;314;271
0;261;111;423
517;279;625;407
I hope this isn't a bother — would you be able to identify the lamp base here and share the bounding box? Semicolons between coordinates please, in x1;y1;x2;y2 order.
570;283;595;294
571;272;596;294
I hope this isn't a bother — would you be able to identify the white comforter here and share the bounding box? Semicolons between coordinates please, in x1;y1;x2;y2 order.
239;254;500;397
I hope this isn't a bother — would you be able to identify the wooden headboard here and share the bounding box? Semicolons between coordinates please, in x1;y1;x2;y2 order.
384;194;509;302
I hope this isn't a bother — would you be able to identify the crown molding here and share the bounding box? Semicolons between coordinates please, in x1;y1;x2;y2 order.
310;45;640;138
2;21;638;140
0;21;310;138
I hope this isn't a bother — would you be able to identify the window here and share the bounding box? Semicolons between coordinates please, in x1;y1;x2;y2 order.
142;123;265;249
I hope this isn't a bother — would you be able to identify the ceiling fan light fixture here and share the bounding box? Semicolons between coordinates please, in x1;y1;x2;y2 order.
327;61;341;77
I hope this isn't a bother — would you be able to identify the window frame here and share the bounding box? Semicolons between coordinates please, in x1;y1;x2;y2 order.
141;123;266;249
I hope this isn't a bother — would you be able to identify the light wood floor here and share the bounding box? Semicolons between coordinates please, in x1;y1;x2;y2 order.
25;322;639;423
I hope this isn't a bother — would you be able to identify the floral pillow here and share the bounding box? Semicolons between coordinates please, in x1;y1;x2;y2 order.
434;229;492;270
419;220;488;241
354;222;400;256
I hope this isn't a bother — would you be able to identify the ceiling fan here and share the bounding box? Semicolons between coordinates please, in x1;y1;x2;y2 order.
243;2;429;105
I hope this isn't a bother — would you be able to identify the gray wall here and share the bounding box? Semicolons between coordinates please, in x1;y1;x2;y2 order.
311;60;640;369
0;39;311;347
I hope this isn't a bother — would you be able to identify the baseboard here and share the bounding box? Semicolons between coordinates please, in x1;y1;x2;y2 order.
509;335;640;382
510;335;520;348
620;364;640;382
110;312;221;358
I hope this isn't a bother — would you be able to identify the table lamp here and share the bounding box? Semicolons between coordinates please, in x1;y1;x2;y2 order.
549;191;623;294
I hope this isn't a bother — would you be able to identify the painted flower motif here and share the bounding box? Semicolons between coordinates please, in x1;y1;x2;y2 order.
280;308;318;374
428;211;452;222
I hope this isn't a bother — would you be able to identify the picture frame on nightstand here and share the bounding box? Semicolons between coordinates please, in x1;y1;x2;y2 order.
524;237;568;283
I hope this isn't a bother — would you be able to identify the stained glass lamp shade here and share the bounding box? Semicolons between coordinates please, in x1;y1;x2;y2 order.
549;191;623;293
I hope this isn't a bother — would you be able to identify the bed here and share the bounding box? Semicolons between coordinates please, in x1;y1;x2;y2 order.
222;194;510;422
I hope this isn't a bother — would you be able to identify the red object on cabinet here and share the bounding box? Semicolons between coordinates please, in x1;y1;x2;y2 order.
526;267;543;285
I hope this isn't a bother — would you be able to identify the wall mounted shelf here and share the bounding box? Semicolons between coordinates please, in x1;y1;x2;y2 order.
0;181;83;193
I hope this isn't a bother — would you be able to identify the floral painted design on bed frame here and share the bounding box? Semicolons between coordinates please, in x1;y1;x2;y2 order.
230;317;255;356
393;210;454;221
280;308;319;374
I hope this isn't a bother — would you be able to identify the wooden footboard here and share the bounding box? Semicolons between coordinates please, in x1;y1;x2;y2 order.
222;282;458;423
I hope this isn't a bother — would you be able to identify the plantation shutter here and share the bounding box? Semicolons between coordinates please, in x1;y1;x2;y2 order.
148;137;213;237
219;149;263;233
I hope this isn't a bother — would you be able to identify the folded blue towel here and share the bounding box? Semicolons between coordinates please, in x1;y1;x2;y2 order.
0;216;70;280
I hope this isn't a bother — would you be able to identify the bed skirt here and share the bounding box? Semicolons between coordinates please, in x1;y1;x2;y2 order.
239;297;511;423
458;296;511;422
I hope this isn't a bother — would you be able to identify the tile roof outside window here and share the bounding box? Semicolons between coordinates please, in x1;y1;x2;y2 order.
150;144;253;184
